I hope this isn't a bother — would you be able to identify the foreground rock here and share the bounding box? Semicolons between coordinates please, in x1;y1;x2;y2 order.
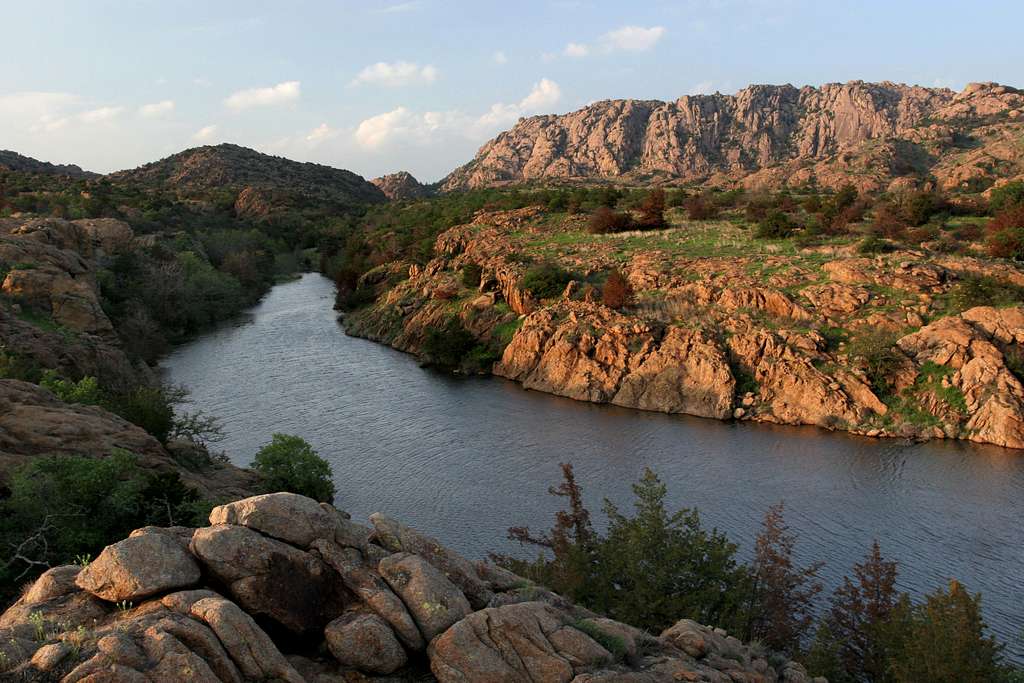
0;492;821;681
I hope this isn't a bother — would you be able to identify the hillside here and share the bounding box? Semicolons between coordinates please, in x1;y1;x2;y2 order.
0;150;94;178
371;170;431;200
441;81;1024;194
110;143;386;209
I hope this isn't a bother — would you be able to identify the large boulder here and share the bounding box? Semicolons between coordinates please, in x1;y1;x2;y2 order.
76;532;201;602
370;512;493;608
378;552;472;642
325;611;407;674
428;601;612;683
189;524;346;634
210;492;370;549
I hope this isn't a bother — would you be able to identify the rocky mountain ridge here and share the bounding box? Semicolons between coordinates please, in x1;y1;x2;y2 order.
0;491;821;681
370;171;431;200
0;151;94;178
441;81;1024;194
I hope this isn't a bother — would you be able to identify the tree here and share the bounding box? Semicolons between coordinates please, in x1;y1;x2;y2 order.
421;317;477;369
637;188;666;229
601;269;632;309
885;580;1008;683
747;502;823;656
683;194;719;220
826;541;903;682
587;206;633;234
755;210;798;239
591;469;750;632
986;206;1024;260
251;433;335;503
521;263;573;299
989;180;1024;213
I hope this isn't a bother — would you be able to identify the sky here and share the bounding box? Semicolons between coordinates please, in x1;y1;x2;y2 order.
1;0;1022;182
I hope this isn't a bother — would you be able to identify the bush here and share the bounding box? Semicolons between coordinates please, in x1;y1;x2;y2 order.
251;433;335;504
857;236;896;254
421;317;477;369
636;188;667;229
986;206;1024;259
683;194;719;220
108;385;177;442
989;180;1024;213
0;450;206;600
521;263;572;299
899;191;946;227
847;330;905;395
461;262;482;288
755;210;797;239
587;207;634;234
39;371;103;405
870;203;910;239
601;269;632;309
948;274;1024;312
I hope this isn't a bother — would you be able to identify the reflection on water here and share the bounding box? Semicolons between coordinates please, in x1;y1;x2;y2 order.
163;273;1024;658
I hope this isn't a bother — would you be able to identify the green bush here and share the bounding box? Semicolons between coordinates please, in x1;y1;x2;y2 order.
755;210;797;239
0;450;206;601
521;263;572;299
0;344;42;382
948;274;1024;312
39;371;103;405
421;317;477;369
251;433;335;504
847;330;905;395
108;385;177;442
462;263;483;289
989;180;1024;213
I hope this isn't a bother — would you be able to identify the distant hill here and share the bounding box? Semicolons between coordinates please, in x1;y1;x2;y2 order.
371;171;431;200
109;143;386;208
441;81;1024;194
0;150;94;178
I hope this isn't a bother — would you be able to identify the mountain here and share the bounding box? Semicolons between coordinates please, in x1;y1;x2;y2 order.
0;150;94;178
371;171;431;200
441;81;1024;194
110;143;386;207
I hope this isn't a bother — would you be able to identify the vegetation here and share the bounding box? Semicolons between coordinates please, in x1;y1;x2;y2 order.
421;317;478;369
601;269;633;309
521;262;573;299
0;451;207;602
250;433;336;504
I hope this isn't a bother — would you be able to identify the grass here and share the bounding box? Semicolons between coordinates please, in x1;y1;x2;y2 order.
572;620;629;661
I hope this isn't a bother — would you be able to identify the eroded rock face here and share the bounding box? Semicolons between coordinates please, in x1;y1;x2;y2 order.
441;81;1023;193
371;170;430;200
325;611;408;674
75;533;201;602
378;552;473;642
210;492;370;550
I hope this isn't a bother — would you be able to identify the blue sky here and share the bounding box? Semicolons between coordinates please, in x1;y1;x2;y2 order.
1;0;1022;181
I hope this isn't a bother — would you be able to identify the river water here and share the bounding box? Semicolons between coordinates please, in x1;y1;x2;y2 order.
163;273;1023;656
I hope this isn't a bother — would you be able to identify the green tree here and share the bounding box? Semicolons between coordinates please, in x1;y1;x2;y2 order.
421;317;477;369
250;433;335;503
591;469;750;632
989;180;1024;213
885;580;1008;683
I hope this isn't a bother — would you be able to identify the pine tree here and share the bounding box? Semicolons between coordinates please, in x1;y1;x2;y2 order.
748;502;823;656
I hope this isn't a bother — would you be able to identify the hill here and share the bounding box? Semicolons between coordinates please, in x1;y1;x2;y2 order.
441;81;1024;194
110;143;386;209
0;150;94;178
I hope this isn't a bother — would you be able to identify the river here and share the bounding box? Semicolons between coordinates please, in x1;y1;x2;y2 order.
163;273;1024;657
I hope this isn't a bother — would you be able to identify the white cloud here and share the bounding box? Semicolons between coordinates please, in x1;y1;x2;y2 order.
193;124;218;142
564;42;589;58
493;51;508;65
354;78;562;150
0;92;80;120
138;100;175;117
375;1;421;13
224;81;300;110
305;122;339;144
78;106;124;123
350;61;438;87
555;25;666;59
603;25;665;51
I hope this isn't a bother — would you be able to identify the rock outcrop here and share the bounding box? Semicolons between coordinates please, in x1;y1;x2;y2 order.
442;81;1024;193
0;492;822;682
371;171;431;200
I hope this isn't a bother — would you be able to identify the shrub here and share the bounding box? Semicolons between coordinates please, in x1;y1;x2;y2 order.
250;433;335;503
0;344;43;382
948;274;1024;312
421;317;477;369
108;385;177;442
989;180;1024;213
899;191;946;227
601;269;632;309
755;210;797;239
683;194;719;220
870;203;910;239
521;263;572;299
847;330;905;395
587;207;634;234
985;206;1024;260
461;262;482;288
39;371;103;405
857;236;896;254
636;188;667;229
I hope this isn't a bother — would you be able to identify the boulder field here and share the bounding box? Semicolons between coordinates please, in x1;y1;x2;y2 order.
0;492;822;682
345;207;1024;450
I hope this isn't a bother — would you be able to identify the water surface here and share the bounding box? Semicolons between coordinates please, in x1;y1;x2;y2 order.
163;273;1024;657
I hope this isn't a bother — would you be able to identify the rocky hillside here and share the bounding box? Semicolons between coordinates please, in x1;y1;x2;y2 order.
371;171;431;200
109;144;386;210
0;151;94;178
346;206;1024;450
442;81;1024;194
0;491;821;682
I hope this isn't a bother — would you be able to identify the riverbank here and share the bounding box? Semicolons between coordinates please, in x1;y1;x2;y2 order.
344;206;1024;451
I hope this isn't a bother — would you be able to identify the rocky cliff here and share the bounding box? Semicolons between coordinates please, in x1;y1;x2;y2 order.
0;492;821;682
441;81;1024;194
371;171;431;200
345;207;1024;450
